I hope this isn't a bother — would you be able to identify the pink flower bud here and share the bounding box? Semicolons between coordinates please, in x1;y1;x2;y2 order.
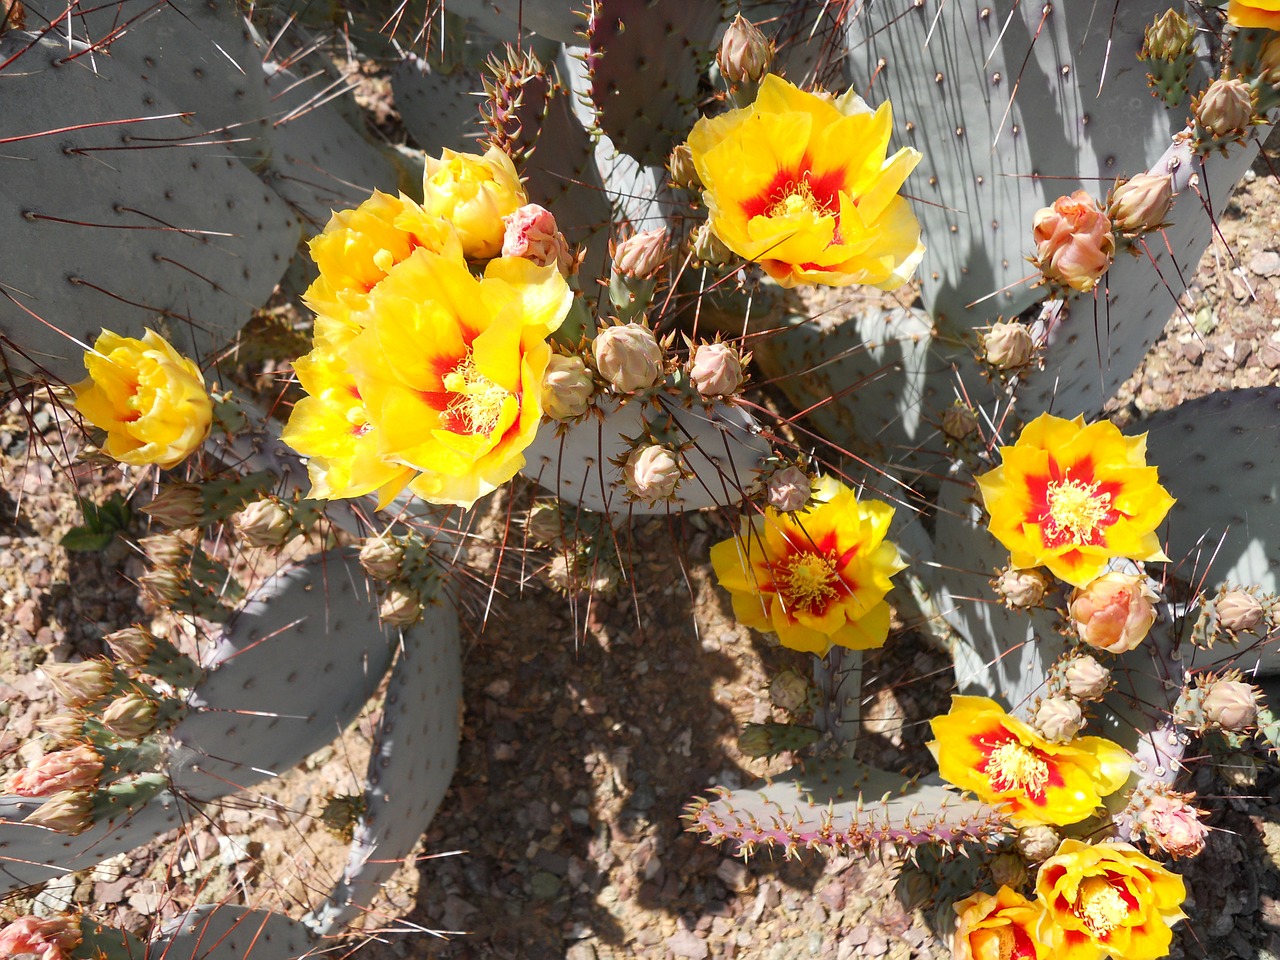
1068;572;1158;654
1015;824;1060;862
611;229;667;280
1194;77;1256;140
1062;654;1111;700
0;915;83;960
994;567;1049;609
593;323;663;393
1138;792;1208;860
104;626;156;666
624;444;682;504
25;789;94;834
717;14;774;86
1033;696;1084;742
142;482;205;528
501;203;575;274
1031;190;1116;292
540;354;595;420
233;499;293;549
982;321;1035;368
8;745;103;797
1107;173;1173;235
1217;589;1264;633
1202;678;1260;732
99;692;160;740
359;536;404;581
43;660;114;708
689;342;744;398
379;586;422;627
766;466;811;513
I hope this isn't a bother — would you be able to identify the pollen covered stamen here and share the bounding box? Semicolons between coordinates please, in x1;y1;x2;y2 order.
1075;877;1129;937
443;354;512;436
1045;477;1112;544
776;551;842;613
983;740;1050;800
766;179;829;220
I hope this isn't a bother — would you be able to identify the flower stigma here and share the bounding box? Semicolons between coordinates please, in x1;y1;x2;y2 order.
1044;477;1112;545
443;354;512;436
1076;876;1129;937
983;739;1050;801
776;551;843;613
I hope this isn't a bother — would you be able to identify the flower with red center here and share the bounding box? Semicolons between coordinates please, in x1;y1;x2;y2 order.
709;479;906;655
928;696;1130;826
975;413;1175;588
687;74;924;289
952;886;1050;960
1036;839;1186;960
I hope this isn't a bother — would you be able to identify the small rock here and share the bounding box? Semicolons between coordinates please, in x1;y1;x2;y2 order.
667;929;710;959
715;857;752;892
530;871;562;899
1249;250;1280;277
565;943;597;960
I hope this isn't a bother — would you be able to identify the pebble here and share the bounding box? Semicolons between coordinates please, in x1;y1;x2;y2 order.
667;929;710;959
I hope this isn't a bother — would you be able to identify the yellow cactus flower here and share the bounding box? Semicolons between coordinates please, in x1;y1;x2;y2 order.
343;249;572;508
687;74;924;289
952;886;1051;960
422;145;528;260
1036;839;1186;960
975;413;1175;588
709;479;906;655
1228;0;1280;29
73;329;211;469
928;696;1130;826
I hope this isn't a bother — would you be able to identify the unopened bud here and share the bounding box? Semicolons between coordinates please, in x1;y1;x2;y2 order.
1138;791;1208;860
1069;572;1158;654
0;915;84;959
358;537;403;581
593;323;663;393
989;852;1028;890
769;670;810;713
1217;590;1265;633
1015;824;1060;862
689;341;745;399
624;444;682;504
502;203;575;275
611;228;667;280
982;321;1035;369
37;714;85;744
525;503;565;546
99;692;160;740
717;14;774;86
138;532;190;568
25;789;94;834
8;744;103;797
142;482;205;528
379;586;422;627
1062;654;1111;700
233;499;293;548
994;567;1049;609
1033;696;1084;742
1194;77;1256;140
767;466;812;513
1261;36;1280;86
541;354;595;420
103;626;157;667
43;660;114;708
668;143;702;192
1140;9;1195;62
1202;678;1260;732
941;404;979;442
1107;173;1173;235
140;567;186;606
1032;191;1115;292
691;222;734;266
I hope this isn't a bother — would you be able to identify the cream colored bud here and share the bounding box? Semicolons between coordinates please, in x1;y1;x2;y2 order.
717;14;774;86
668;143;702;191
100;693;160;740
1107;173;1173;235
612;228;667;280
233;499;293;549
593;323;663;393
1015;824;1060;862
1033;696;1084;742
767;466;812;513
541;354;595;420
379;586;423;627
691;222;734;266
525;503;565;547
142;482;205;528
1202;679;1260;732
624;444;682;504
140;567;185;606
1217;590;1264;633
1194;77;1255;140
359;537;403;581
1141;9;1195;62
1062;654;1111;700
689;342;744;398
138;532;190;568
995;567;1049;609
43;660;114;708
104;626;156;667
1069;572;1158;654
768;671;810;713
37;714;86;744
25;789;94;834
982;321;1035;369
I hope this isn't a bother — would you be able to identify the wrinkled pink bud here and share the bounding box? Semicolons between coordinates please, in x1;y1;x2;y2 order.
624;444;682;504
1062;654;1111;700
1032;190;1116;292
25;789;94;835
982;320;1035;368
689;342;744;398
99;692;159;740
8;745;103;797
104;626;156;666
233;499;293;549
141;482;205;528
766;466;812;513
995;567;1049;609
717;13;774;86
611;229;667;280
359;536;403;581
1202;678;1260;732
43;660;114;708
1033;696;1084;742
1107;173;1173;235
1139;792;1209;860
0;915;83;960
379;586;422;627
502;203;575;274
541;354;595;420
593;323;663;393
1217;590;1265;633
1068;572;1158;654
1015;824;1060;862
1194;77;1255;140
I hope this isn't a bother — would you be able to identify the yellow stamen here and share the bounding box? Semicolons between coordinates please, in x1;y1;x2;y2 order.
1046;477;1111;542
983;740;1050;798
767;180;825;220
443;354;511;436
777;552;841;613
1076;876;1129;937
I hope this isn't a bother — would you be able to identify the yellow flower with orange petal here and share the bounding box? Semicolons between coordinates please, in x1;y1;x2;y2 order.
975;413;1175;588
422;146;527;260
687;74;924;289
1228;0;1280;29
1036;839;1186;960
343;250;572;508
709;479;906;655
952;886;1051;960
928;696;1130;826
73;329;211;469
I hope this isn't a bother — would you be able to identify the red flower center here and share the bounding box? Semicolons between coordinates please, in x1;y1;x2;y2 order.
773;550;843;615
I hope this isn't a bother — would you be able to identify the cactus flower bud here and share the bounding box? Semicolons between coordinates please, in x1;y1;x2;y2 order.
379;586;423;627
99;693;160;740
768;670;810;713
941;404;979;442
688;341;745;398
981;320;1035;369
540;354;595;420
1068;572;1158;654
611;228;668;280
1194;77;1256;140
624;444;682;504
140;567;186;606
0;915;83;960
233;498;293;548
1201;678;1260;732
1062;654;1111;700
1015;824;1060;862
668;143;702;192
989;852;1028;890
691;222;734;266
994;567;1049;609
1031;190;1115;292
37;715;86;744
43;660;113;708
1260;35;1280;86
138;532;190;568
1033;696;1084;742
8;744;103;797
25;789;94;834
104;626;156;667
766;466;812;513
1140;9;1195;62
717;14;774;86
502;203;575;275
593;323;663;393
142;482;205;528
1217;589;1265;633
1138;791;1209;860
1107;173;1173;236
525;503;565;547
358;537;404;581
